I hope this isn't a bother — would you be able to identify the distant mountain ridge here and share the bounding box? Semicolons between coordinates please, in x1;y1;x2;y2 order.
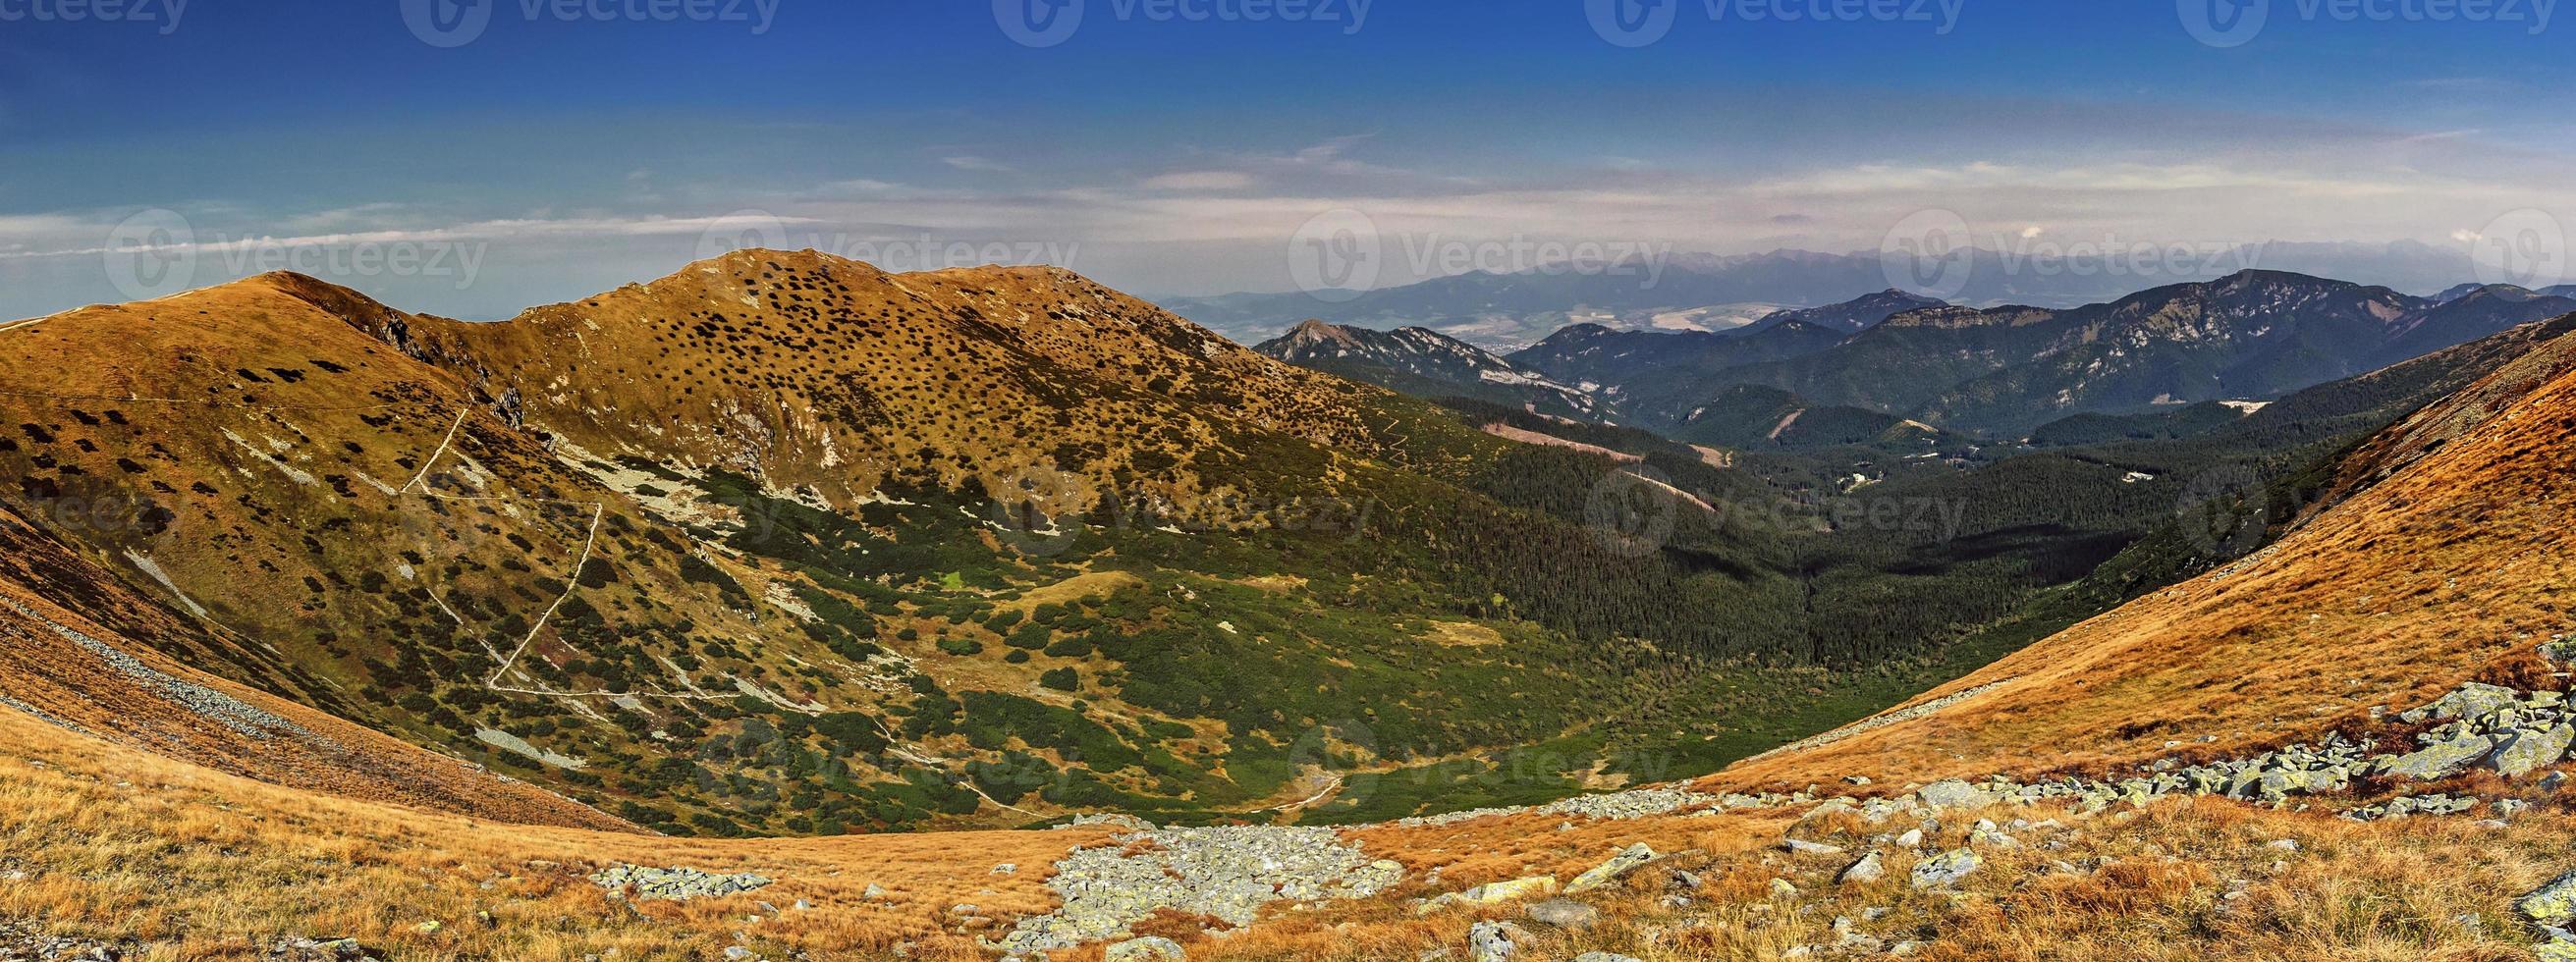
1250;319;1600;418
1165;240;2505;349
1505;271;2576;438
1738;289;1947;334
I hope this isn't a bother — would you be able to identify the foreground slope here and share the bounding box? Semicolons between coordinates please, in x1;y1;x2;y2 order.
1713;308;2576;791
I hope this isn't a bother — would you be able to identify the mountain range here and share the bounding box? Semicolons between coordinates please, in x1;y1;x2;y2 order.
1263;272;2576;443
1167;240;2537;350
12;250;2576;960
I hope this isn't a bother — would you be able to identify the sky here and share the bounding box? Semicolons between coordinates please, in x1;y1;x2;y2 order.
0;0;2569;319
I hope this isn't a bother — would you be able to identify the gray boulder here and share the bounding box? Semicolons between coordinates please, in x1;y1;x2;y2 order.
2426;683;2521;722
1782;838;1846;856
1836;851;1886;885
2524;871;2576;928
1106;936;1186;961
1564;843;1659;894
1916;780;1988;810
2488;724;2574;777
1467;922;1522;962
1523;898;1599;930
2387;733;2494;780
1909;849;1982;889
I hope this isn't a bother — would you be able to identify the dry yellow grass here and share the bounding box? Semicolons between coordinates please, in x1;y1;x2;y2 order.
16;698;2571;962
0;707;1113;960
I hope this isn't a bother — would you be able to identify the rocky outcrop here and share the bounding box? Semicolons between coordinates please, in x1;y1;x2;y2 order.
995;826;1402;956
1395;787;1720;828
1418;876;1561;915
587;864;774;901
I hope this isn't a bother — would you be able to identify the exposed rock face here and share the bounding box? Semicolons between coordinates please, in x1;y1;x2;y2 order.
994;826;1402;956
587;864;773;901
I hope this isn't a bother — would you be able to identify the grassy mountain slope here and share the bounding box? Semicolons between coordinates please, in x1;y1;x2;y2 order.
1714;309;2576;792
2;255;1926;833
15;318;2576;962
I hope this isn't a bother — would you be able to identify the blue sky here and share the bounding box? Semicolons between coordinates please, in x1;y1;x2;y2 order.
1;0;2568;318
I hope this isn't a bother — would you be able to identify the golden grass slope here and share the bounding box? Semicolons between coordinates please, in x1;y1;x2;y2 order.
0;704;1109;961
1708;313;2576;793
0;272;873;824
357;248;1409;513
